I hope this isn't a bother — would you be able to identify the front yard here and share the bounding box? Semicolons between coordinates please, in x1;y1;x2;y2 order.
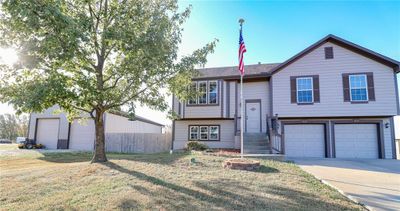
0;147;364;210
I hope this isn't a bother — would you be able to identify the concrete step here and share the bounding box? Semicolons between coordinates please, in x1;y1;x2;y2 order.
243;145;270;150
244;141;268;146
243;149;272;154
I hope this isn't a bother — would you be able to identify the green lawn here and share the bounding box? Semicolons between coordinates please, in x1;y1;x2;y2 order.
0;151;364;210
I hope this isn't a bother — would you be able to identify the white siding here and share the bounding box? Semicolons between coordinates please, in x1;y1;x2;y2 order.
173;120;234;149
272;42;398;117
105;113;162;134
28;105;69;141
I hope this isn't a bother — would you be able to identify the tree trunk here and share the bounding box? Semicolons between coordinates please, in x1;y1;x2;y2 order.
91;110;107;163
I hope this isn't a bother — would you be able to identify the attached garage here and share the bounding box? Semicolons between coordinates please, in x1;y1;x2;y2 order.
334;123;381;159
36;119;60;149
69;119;95;151
284;124;327;158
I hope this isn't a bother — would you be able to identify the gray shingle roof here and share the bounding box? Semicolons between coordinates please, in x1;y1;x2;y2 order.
194;63;280;79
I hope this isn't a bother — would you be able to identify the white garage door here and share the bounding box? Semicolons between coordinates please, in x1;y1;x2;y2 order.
69;119;95;151
285;124;325;158
335;124;378;159
36;119;59;149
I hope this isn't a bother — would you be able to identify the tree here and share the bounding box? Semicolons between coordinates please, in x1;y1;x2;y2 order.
0;114;28;141
0;0;216;162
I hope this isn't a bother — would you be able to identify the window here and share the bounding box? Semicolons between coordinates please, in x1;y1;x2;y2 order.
188;82;197;105
324;47;334;59
189;126;199;140
200;126;208;140
198;81;207;104
189;125;220;141
349;74;368;101
187;81;219;105
209;126;219;140
208;81;218;104
296;77;313;103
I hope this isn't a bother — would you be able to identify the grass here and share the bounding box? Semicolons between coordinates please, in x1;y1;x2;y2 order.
0;143;18;150
0;151;365;210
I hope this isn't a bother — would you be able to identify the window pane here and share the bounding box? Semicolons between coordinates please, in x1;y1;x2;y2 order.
188;82;197;104
297;90;313;103
349;75;368;101
208;81;218;104
198;82;207;104
189;126;198;140
209;126;219;140
200;126;208;140
296;77;313;103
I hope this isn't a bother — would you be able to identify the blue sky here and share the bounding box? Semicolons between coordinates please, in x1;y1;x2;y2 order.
1;0;400;125
178;0;399;67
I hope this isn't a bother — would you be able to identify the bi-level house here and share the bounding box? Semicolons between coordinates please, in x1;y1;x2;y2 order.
172;34;399;159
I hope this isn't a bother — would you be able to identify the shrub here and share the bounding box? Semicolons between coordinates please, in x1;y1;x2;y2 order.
18;144;25;149
186;141;208;151
34;144;44;149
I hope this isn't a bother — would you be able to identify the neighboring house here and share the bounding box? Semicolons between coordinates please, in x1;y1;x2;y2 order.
27;105;164;150
172;34;400;159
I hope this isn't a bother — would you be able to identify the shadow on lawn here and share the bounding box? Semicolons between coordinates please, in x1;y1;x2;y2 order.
105;161;359;211
37;151;188;165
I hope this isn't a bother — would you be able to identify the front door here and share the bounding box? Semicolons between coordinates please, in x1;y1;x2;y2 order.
245;101;261;133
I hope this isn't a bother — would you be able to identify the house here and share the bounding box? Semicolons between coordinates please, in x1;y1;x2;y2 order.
27;105;164;150
172;34;399;159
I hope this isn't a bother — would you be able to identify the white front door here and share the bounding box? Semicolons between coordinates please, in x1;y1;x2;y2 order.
245;102;261;133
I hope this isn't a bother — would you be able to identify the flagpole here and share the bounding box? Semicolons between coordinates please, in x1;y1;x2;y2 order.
239;19;244;159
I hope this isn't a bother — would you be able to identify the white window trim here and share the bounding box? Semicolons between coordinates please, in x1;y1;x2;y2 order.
208;80;218;104
198;81;208;104
189;126;199;140
209;126;219;140
349;74;368;102
296;77;314;103
199;126;209;140
187;82;198;105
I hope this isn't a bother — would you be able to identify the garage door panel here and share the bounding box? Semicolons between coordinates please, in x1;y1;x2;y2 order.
335;124;378;159
285;124;325;158
69;119;95;151
36;119;59;149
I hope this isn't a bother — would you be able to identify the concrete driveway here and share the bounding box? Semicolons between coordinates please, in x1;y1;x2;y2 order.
292;158;400;211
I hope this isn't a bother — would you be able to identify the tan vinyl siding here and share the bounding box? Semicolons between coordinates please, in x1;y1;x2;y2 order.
272;42;398;117
173;120;234;149
229;81;237;118
239;81;270;132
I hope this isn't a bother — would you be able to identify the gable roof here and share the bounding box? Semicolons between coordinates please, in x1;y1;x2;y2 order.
194;63;280;79
108;110;164;127
270;34;400;74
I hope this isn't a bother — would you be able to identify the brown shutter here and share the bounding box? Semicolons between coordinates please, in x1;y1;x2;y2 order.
290;77;297;103
366;73;375;101
313;75;320;103
342;73;350;102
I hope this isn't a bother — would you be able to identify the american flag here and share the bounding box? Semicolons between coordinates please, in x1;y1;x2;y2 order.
238;27;247;75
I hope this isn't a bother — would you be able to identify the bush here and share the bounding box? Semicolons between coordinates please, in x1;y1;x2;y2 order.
186;141;208;151
34;144;44;149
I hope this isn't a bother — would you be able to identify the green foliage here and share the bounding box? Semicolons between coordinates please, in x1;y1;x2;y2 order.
186;141;208;151
0;0;216;118
0;113;28;141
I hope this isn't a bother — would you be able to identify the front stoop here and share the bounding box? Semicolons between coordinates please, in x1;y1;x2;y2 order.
243;133;271;154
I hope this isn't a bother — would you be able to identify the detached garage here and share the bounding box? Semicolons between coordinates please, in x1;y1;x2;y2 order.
333;123;383;159
27;106;164;151
283;123;328;158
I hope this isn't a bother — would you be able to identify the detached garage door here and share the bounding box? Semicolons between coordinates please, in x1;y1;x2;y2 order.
36;119;59;149
335;124;379;159
69;119;95;151
285;124;325;158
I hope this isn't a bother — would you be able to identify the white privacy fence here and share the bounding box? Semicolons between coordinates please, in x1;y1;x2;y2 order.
105;132;172;153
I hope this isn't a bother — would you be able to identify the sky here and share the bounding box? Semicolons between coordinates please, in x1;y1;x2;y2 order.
1;0;400;126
